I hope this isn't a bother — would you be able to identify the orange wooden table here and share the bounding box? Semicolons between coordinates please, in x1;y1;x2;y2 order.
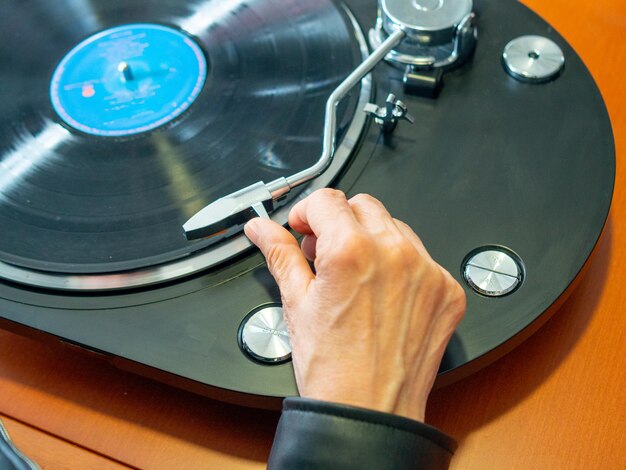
1;1;625;468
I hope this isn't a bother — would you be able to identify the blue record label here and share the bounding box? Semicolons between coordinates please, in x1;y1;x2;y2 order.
50;24;207;137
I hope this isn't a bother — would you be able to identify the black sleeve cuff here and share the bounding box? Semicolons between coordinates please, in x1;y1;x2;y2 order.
268;397;456;470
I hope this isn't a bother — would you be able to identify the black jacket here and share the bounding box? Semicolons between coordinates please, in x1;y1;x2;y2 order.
268;397;456;469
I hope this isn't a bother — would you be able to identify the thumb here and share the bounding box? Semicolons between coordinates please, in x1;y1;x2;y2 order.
245;217;314;302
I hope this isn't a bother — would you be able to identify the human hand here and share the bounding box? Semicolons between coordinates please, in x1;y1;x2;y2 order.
244;189;465;422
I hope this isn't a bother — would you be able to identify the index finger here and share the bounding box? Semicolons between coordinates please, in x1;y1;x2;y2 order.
288;189;360;237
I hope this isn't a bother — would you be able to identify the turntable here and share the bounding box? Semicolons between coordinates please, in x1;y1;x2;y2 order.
0;0;614;407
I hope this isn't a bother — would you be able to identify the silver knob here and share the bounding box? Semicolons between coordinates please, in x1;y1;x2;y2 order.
463;248;524;297
502;36;565;83
238;305;291;364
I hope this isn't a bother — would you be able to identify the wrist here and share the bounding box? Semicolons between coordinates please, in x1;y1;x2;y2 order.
300;386;427;423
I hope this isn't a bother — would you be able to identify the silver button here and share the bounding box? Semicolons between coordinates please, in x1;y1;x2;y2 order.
503;35;565;83
239;305;291;364
463;248;523;297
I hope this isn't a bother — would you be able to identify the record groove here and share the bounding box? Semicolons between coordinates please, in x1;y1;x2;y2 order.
0;0;366;279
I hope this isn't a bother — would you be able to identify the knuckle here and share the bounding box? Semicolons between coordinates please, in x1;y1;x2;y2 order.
340;230;371;252
385;240;419;270
411;261;447;297
312;188;347;203
324;231;373;270
393;218;410;230
399;241;421;265
392;218;409;235
389;239;422;275
350;193;381;207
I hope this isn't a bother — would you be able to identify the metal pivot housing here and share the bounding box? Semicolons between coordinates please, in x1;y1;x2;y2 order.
369;0;477;71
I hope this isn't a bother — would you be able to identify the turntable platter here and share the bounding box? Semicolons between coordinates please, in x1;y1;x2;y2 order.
0;0;365;278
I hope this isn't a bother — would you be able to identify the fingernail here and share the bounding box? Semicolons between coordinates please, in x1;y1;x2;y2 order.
244;219;259;242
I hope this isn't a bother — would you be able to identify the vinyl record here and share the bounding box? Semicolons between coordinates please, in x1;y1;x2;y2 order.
0;0;363;275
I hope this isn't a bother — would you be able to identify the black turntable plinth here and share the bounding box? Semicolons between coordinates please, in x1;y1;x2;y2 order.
0;0;614;406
